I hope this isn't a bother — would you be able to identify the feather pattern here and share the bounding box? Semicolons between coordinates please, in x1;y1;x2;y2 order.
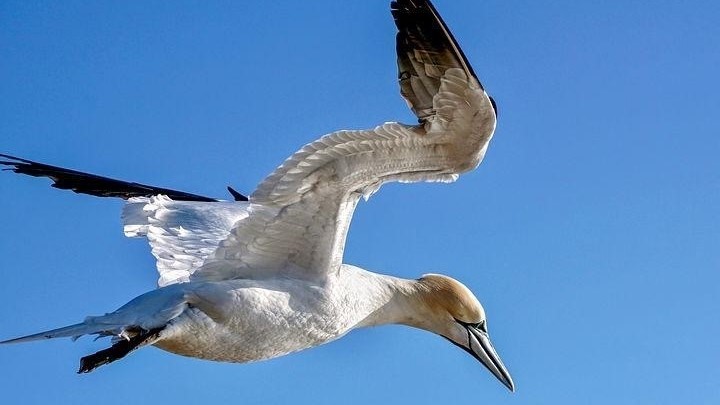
22;0;498;286
190;1;498;281
122;196;250;286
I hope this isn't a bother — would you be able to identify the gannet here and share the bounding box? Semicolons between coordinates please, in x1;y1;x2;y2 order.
1;0;514;391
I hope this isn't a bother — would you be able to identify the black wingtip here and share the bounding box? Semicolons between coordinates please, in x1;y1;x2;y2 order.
0;153;38;173
0;153;32;165
227;186;249;202
1;153;223;202
391;0;481;86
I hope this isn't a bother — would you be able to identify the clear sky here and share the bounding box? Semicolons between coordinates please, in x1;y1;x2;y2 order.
1;1;718;403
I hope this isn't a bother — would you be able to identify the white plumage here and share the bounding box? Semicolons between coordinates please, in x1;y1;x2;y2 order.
122;196;250;286
0;0;513;391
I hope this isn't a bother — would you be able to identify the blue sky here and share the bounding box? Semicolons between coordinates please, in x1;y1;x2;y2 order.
1;0;719;403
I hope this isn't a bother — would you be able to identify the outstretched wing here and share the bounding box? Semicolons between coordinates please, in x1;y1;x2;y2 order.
191;0;497;283
1;153;250;285
0;153;248;202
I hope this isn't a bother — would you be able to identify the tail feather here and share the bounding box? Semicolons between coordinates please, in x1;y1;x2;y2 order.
2;287;187;371
0;322;114;344
2;321;166;373
3;285;189;345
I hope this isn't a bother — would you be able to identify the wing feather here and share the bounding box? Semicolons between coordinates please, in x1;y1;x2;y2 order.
0;153;244;202
122;196;250;286
190;0;497;282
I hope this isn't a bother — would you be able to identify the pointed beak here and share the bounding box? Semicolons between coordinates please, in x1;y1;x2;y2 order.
460;324;515;392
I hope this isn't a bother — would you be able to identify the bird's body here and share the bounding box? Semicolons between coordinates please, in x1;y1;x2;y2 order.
139;266;401;363
1;0;515;391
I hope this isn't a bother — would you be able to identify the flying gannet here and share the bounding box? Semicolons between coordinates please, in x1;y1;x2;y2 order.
1;0;513;391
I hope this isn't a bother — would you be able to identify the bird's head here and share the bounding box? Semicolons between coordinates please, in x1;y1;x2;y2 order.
411;274;514;391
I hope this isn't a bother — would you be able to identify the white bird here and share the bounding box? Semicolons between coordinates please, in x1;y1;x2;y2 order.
1;0;513;391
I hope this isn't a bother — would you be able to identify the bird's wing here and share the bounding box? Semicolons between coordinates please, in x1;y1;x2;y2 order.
1;153;251;285
0;153;248;202
191;0;497;283
122;196;250;286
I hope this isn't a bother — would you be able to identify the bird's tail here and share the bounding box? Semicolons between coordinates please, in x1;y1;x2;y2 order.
1;316;166;373
0;321;115;344
1;285;189;372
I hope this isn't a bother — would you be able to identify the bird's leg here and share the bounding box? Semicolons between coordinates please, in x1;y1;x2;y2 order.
78;327;163;373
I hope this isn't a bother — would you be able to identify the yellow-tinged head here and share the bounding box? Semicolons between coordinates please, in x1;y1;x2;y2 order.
410;274;514;391
417;274;486;323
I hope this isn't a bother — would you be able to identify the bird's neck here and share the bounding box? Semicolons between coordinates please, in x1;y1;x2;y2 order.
341;266;435;331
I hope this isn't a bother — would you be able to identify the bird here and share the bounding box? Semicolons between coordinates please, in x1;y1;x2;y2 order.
1;0;514;391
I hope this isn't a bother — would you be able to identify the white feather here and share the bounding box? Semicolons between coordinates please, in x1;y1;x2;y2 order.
122;196;249;286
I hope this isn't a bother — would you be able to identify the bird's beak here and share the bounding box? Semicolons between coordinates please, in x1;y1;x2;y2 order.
450;323;514;392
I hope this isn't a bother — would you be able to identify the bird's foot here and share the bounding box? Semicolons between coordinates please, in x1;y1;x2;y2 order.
78;327;163;373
